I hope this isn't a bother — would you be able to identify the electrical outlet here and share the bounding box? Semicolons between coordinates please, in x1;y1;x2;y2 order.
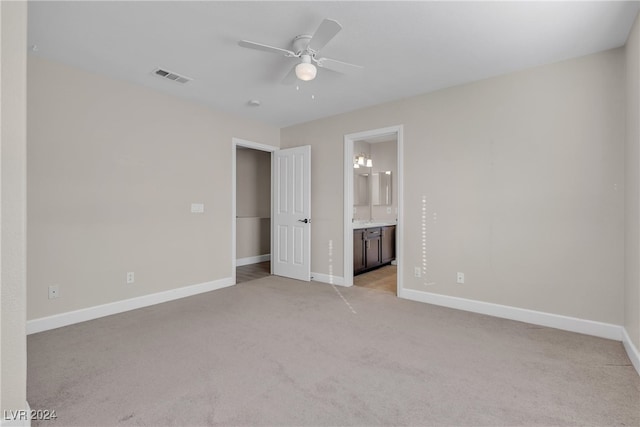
127;272;135;284
457;272;465;284
48;285;59;299
414;267;421;278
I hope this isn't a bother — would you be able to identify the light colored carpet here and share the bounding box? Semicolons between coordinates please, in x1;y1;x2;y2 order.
28;276;639;426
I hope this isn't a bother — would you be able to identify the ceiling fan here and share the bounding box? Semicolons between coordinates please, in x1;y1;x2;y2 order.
238;18;363;83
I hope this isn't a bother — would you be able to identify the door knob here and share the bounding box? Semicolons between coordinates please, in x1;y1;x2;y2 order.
297;218;310;223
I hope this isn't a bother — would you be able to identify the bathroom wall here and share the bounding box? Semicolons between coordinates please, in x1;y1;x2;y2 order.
353;140;371;221
353;139;398;223
370;140;398;223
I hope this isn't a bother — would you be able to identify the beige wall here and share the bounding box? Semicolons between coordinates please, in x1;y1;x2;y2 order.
1;0;28;414
236;148;271;259
625;12;640;350
282;48;625;325
27;56;279;320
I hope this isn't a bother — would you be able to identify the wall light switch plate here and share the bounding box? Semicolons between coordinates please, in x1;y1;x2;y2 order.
414;267;421;278
127;272;135;284
386;207;392;214
191;203;205;213
457;272;465;284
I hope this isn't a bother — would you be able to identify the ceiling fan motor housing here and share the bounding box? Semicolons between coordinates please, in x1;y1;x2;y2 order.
292;35;313;56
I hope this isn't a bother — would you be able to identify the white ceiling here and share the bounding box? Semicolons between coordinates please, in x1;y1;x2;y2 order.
28;1;640;128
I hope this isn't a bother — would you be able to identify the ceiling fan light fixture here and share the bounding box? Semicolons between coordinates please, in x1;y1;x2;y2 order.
295;62;317;81
295;55;317;81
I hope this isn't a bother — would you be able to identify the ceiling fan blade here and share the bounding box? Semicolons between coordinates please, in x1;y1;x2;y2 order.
307;19;342;52
238;40;296;57
281;64;298;85
316;58;363;75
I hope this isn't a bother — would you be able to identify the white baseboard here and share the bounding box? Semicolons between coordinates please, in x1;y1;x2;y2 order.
399;288;622;341
236;254;270;267
27;277;234;335
622;327;640;376
311;272;348;287
1;401;30;427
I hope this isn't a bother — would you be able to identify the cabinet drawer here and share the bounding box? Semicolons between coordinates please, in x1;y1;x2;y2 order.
366;228;381;238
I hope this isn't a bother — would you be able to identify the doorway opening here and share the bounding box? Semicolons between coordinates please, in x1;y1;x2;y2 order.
232;139;312;285
231;138;277;284
344;126;404;295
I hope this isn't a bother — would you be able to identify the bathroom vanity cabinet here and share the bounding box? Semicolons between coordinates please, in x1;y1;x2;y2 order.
354;225;396;275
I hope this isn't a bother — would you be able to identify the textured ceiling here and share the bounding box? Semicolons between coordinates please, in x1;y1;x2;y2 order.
28;1;640;127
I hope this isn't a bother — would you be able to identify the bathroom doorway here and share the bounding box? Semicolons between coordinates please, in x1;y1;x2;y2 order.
344;125;404;295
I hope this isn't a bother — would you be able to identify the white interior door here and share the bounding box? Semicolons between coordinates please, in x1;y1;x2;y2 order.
273;146;311;281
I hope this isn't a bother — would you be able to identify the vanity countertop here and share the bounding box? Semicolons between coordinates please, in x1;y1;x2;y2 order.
353;221;397;230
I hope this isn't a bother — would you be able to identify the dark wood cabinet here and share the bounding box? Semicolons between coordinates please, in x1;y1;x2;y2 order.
381;226;396;264
353;229;366;274
365;228;382;269
354;225;395;276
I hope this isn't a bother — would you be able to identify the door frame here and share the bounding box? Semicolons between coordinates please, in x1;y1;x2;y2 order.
231;137;278;284
343;125;404;293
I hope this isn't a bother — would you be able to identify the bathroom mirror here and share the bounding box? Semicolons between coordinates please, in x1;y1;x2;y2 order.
354;173;369;206
371;171;392;206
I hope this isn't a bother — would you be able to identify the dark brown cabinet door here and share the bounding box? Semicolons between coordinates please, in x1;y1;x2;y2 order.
366;233;380;268
354;226;395;276
353;229;366;274
365;228;382;269
381;226;396;264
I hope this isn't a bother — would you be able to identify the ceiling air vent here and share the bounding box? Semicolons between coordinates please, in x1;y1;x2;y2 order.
152;68;192;84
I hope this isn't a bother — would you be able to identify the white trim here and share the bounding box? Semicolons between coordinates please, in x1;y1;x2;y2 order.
236;254;271;267
1;401;31;427
396;126;404;298
231;137;278;284
311;272;347;287
622;327;640;376
232;138;279;153
344;125;404;291
26;278;233;335
344;135;354;286
399;288;622;341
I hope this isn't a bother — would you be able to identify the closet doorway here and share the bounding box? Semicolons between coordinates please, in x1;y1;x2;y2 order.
231;138;276;284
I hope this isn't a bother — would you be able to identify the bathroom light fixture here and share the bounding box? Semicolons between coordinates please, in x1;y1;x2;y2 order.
295;55;317;81
354;153;373;168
